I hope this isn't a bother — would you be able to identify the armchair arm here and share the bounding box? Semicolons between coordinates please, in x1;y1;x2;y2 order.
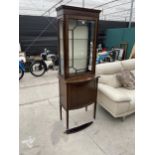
98;83;131;102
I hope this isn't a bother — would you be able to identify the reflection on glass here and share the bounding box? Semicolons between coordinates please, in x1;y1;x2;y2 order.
59;20;64;75
68;19;95;74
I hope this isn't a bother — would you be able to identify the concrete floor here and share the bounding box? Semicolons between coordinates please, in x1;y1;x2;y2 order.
19;71;135;155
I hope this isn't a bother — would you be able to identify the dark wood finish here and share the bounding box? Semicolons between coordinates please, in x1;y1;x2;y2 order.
56;5;100;18
66;110;69;129
57;5;101;131
59;103;62;120
59;75;99;110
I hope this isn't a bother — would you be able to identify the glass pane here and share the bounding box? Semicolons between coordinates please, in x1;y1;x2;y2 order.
59;20;64;75
68;19;95;74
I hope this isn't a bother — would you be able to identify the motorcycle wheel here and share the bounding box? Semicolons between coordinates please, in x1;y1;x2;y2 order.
30;61;46;77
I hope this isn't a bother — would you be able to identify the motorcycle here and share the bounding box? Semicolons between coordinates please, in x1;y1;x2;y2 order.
30;49;58;77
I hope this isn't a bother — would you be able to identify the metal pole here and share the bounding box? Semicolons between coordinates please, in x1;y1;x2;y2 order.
82;0;85;8
128;0;134;28
42;0;63;16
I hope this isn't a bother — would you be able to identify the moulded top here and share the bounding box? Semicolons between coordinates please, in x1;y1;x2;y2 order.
56;5;101;14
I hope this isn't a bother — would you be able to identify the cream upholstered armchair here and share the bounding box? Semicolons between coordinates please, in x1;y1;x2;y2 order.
96;59;135;119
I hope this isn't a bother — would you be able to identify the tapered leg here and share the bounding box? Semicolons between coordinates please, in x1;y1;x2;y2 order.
66;110;69;130
85;106;88;111
59;103;62;120
94;102;97;119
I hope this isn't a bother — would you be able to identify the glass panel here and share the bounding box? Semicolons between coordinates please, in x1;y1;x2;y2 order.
59;20;64;75
68;19;95;74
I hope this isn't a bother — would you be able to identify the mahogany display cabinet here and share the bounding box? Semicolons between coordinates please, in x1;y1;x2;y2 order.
56;5;101;133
